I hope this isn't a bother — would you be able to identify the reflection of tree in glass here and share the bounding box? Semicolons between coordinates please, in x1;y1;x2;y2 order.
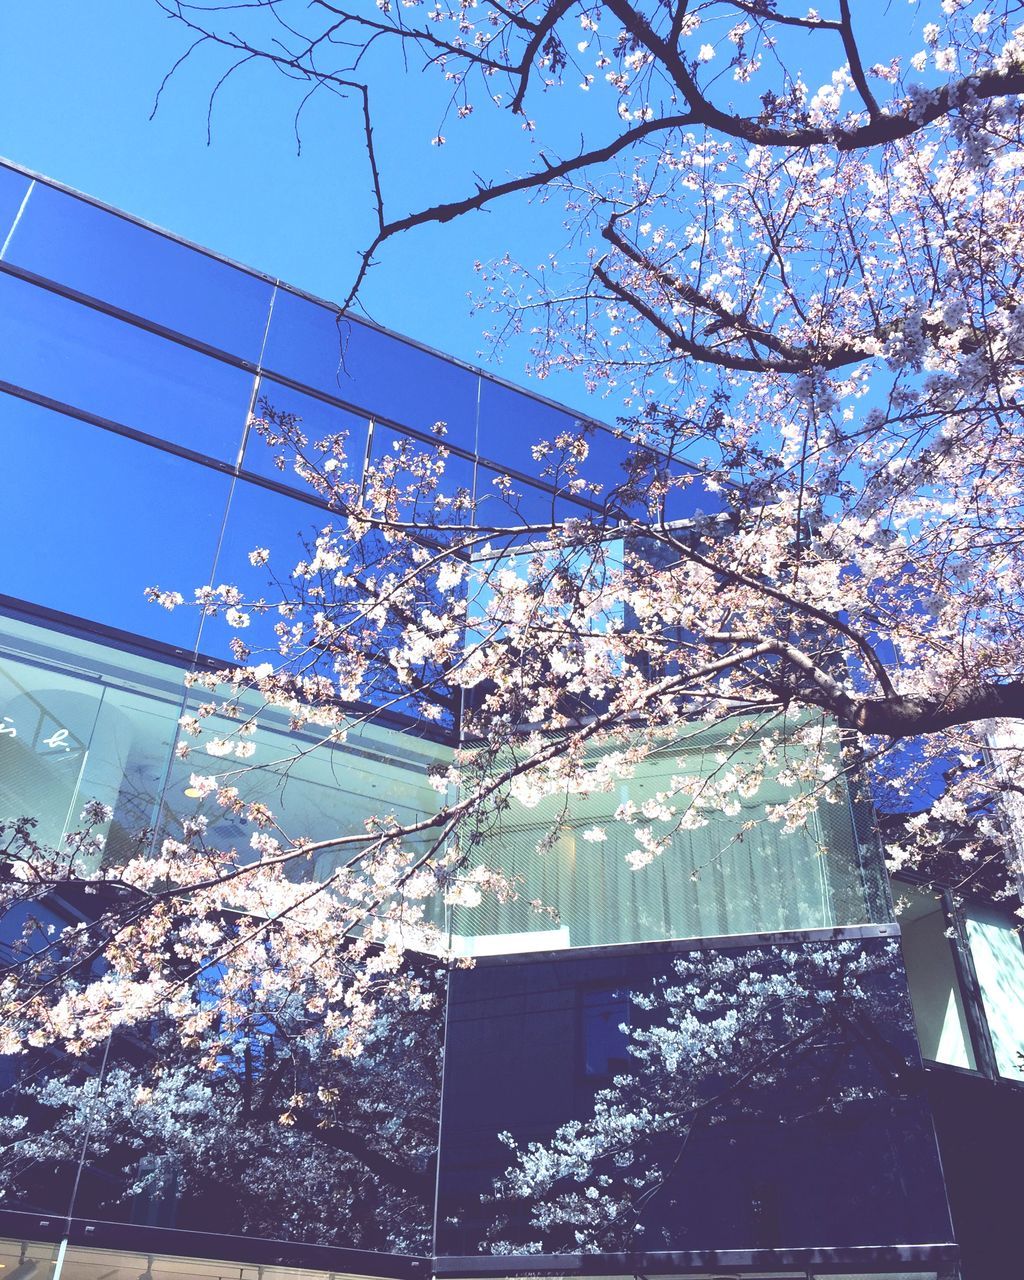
486;942;914;1254
0;953;444;1250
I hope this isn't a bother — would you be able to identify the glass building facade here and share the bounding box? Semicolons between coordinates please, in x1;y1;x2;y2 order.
0;155;1006;1280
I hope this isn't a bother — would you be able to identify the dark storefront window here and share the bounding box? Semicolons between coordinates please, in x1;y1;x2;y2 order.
437;933;951;1258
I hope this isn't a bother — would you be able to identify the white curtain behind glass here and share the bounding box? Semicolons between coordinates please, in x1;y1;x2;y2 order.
454;743;865;950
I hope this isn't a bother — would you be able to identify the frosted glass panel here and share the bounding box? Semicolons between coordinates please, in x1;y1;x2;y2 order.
966;907;1024;1080
897;885;976;1070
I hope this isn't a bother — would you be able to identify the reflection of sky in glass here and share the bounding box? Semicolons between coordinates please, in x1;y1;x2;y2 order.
262;290;480;449
0;273;255;459
201;476;329;661
3;182;275;359
243;377;371;487
0;166;30;253
0;392;229;648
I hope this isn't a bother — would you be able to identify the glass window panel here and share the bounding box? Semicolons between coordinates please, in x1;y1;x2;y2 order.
262;290;480;449
0;164;31;254
476;381;728;523
164;706;448;881
0;649;103;845
200;476;331;662
438;936;953;1256
452;731;881;952
896;884;977;1070
244;375;371;488
477;378;585;475
0;393;230;648
3;182;274;359
0;614;189;853
965;906;1024;1080
367;424;476;528
74;682;183;866
582;987;630;1077
474;463;592;529
73;952;444;1252
206;476;459;728
0;273;255;460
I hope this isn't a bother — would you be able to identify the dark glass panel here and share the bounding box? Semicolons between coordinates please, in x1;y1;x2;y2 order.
437;935;953;1257
587;429;730;522
0;393;230;648
244;376;372;488
0;1026;94;1217
0;273;254;460
262;290;480;449
72;964;445;1252
3;182;274;359
0;165;31;253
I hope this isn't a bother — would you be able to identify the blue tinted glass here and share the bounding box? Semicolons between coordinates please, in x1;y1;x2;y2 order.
0;164;31;254
438;936;953;1257
201;477;331;661
244;376;371;489
3;182;274;359
367;425;476;528
263;290;480;449
0;393;229;647
204;478;457;727
474;464;593;529
589;431;730;522
477;378;590;475
0;273;255;460
578;425;643;512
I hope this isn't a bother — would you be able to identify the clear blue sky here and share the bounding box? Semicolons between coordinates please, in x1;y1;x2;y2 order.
0;0;590;410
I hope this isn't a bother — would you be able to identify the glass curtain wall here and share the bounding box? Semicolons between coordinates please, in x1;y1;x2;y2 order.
0;158;955;1275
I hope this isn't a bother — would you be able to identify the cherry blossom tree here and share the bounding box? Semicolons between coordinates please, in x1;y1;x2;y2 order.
2;0;1024;1130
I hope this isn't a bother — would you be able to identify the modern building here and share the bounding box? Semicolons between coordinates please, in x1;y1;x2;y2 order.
0;157;1020;1280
